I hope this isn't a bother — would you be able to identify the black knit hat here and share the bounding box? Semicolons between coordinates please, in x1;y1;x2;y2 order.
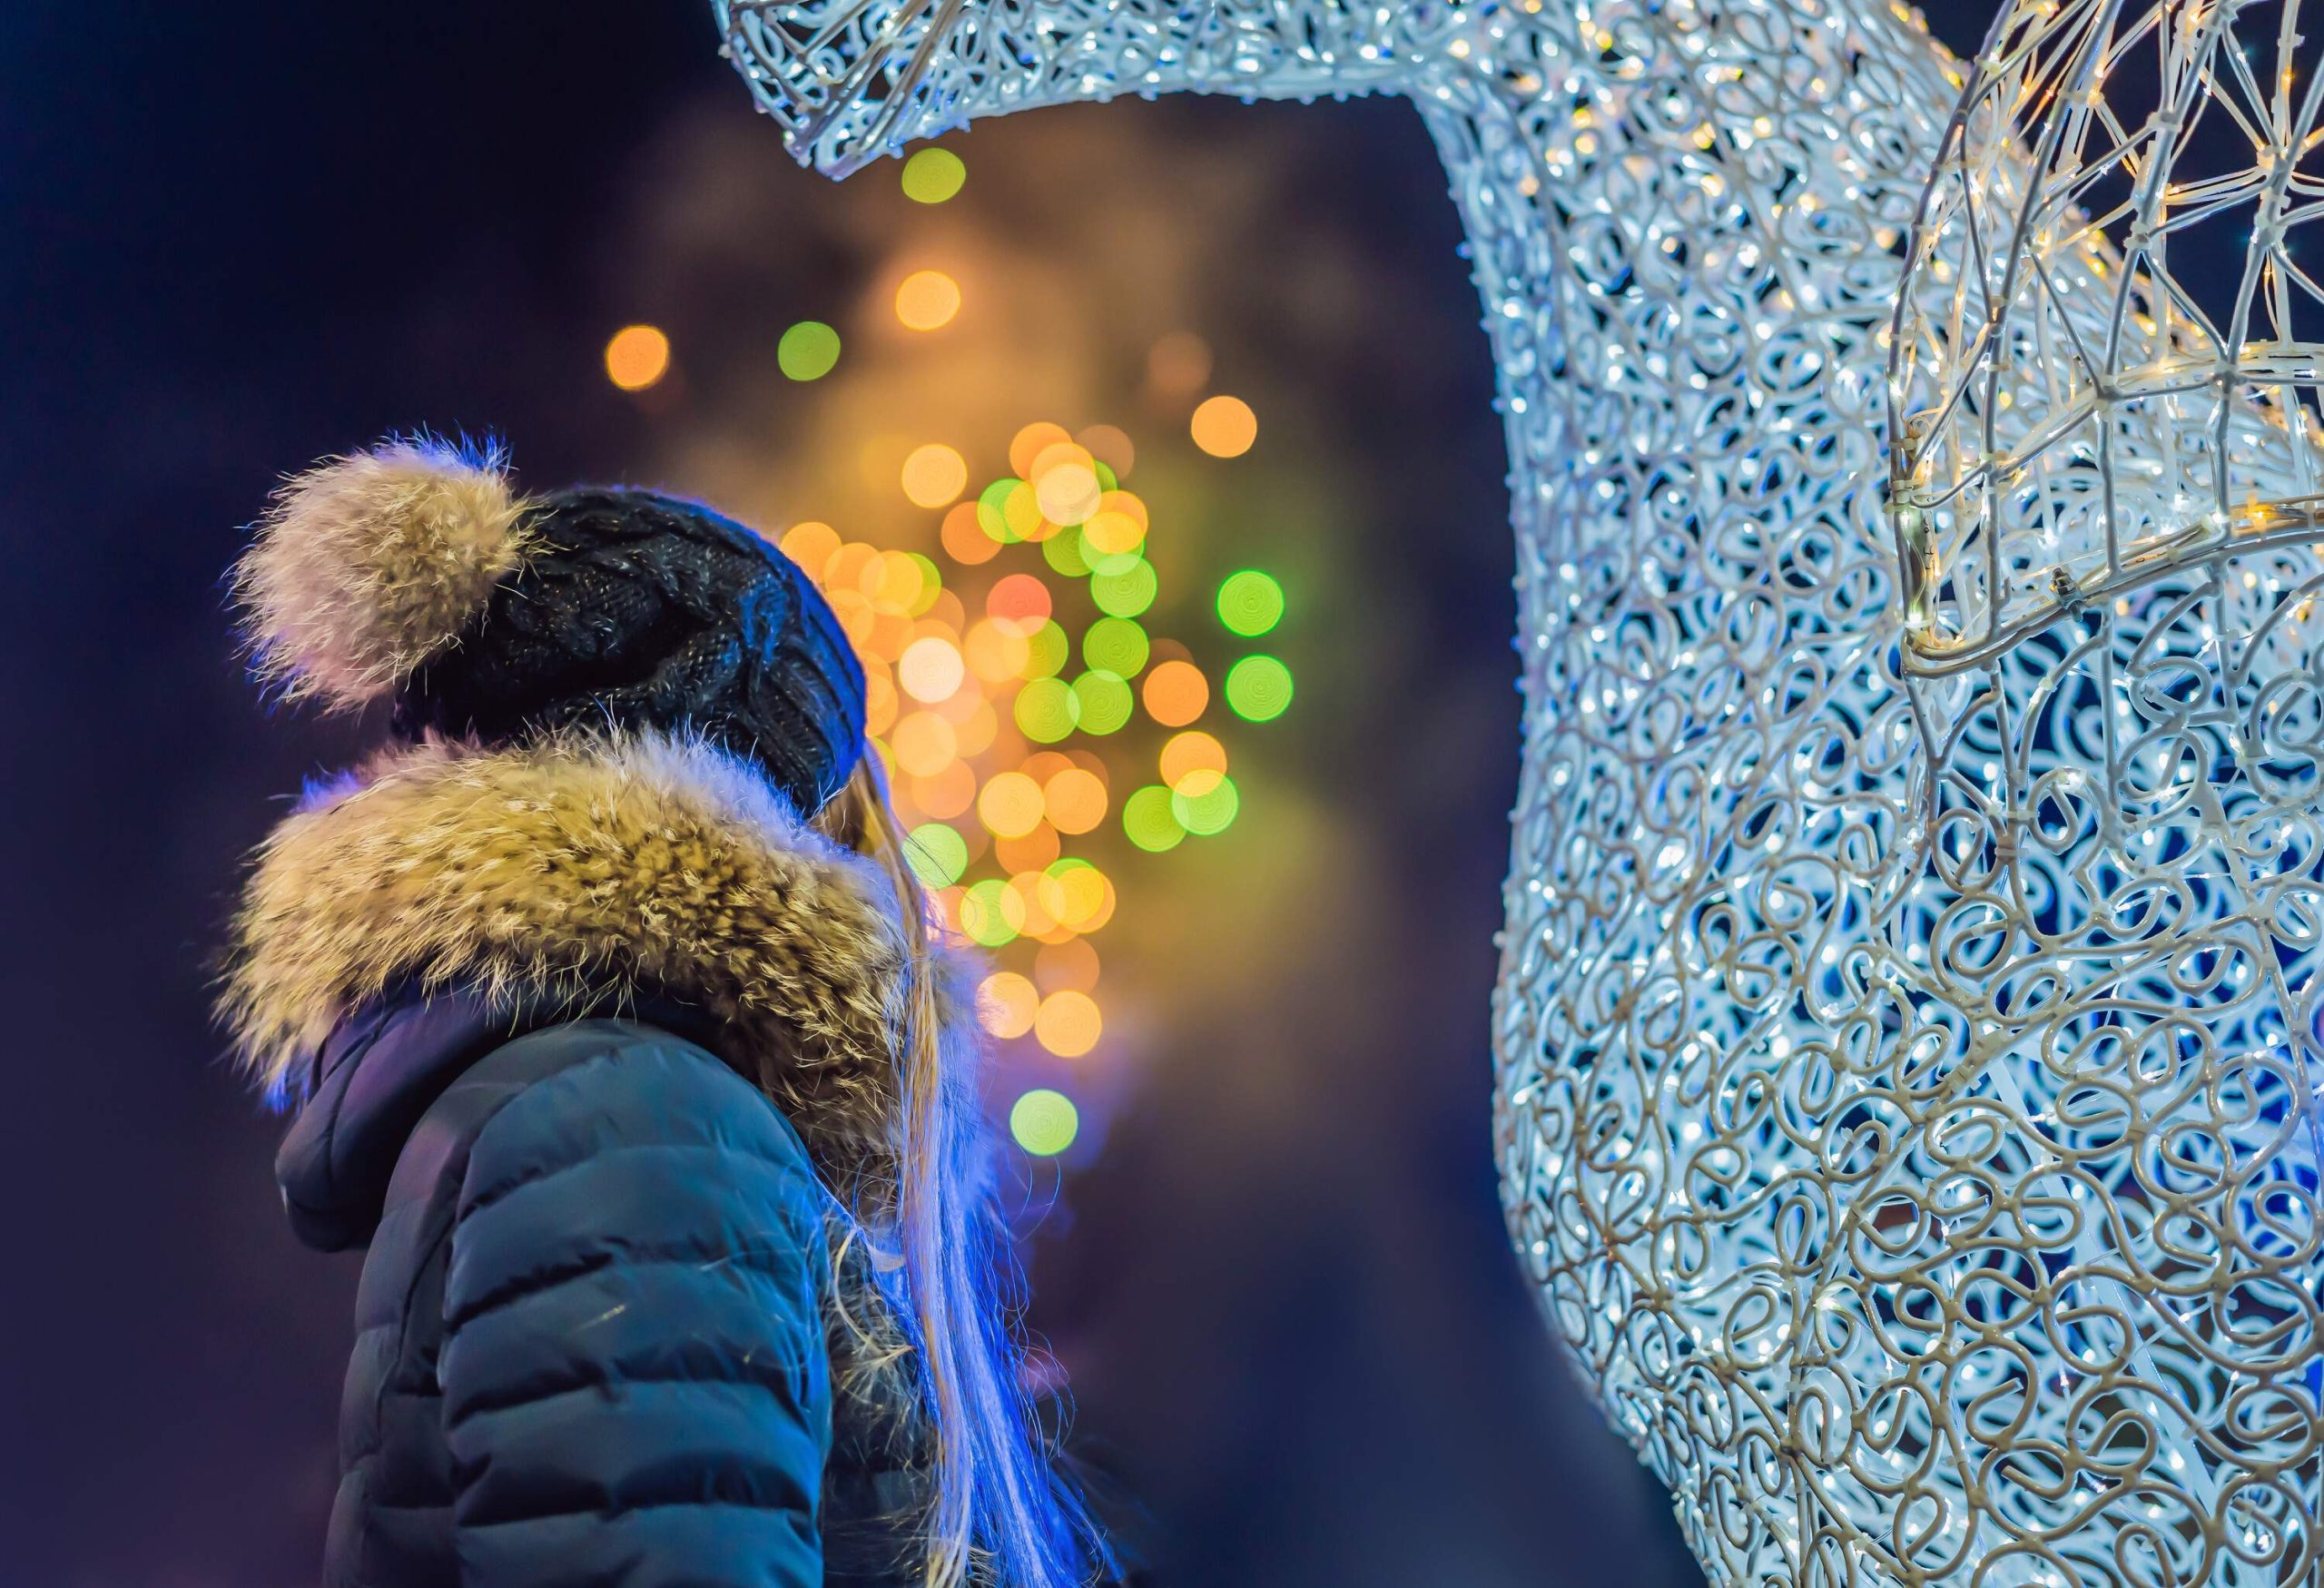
233;438;867;816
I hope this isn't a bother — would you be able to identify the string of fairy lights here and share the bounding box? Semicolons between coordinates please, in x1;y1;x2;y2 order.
604;146;1293;1159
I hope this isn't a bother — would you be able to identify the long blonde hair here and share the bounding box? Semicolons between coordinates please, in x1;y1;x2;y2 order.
816;759;1098;1588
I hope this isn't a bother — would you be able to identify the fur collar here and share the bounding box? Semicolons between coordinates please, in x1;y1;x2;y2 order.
222;728;933;1175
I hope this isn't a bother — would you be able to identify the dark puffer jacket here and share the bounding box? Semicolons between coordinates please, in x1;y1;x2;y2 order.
280;990;930;1587
227;730;963;1588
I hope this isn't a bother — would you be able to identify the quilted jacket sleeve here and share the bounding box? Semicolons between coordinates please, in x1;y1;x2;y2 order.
436;1026;834;1588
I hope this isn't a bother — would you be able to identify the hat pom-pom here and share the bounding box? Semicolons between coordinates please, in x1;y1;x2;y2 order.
233;436;531;710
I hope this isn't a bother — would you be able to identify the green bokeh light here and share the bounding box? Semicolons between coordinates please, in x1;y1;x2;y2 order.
1171;774;1240;836
1225;655;1295;722
905;822;969;887
977;478;1027;543
1071;670;1134;735
1081;616;1149;677
900;148;967;204
1009;1089;1079;1156
1022;619;1069;679
960;878;1020;948
1090;557;1157;618
1122;785;1186;852
777;321;842;381
1216;570;1285;636
1042;526;1091;577
1014;676;1078;743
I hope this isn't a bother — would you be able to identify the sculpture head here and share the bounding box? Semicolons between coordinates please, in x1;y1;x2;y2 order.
714;0;1418;174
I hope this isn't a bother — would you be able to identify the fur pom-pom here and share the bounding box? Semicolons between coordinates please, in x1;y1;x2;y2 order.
233;436;532;709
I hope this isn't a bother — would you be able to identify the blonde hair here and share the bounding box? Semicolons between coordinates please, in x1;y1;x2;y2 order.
816;759;1096;1588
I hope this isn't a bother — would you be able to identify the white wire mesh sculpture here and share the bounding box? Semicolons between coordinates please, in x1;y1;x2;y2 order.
715;1;2324;1581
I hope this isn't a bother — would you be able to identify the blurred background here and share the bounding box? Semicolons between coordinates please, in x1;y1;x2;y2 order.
0;1;1977;1583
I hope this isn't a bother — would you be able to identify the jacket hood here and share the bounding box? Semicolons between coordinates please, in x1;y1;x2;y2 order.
222;727;945;1192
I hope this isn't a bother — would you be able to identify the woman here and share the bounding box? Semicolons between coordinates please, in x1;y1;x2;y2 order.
221;436;1111;1588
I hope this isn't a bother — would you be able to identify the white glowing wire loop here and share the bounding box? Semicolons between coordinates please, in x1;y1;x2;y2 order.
718;0;2324;1580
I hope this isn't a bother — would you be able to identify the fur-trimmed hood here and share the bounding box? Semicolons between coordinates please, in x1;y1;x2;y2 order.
222;727;948;1177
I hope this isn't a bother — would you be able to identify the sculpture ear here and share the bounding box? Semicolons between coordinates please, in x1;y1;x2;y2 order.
232;435;532;710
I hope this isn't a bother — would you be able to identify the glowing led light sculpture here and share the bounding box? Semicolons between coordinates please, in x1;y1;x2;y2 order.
715;1;2324;1581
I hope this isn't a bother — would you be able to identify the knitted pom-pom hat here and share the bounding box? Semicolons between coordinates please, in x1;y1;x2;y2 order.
232;436;866;815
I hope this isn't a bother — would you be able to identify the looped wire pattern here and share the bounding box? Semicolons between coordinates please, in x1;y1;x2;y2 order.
717;0;2324;1580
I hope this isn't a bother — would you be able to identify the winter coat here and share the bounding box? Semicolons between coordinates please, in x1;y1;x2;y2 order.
224;730;961;1588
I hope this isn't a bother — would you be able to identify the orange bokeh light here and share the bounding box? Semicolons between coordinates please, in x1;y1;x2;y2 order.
1190;395;1257;458
986;573;1052;631
940;501;1000;565
895;270;961;331
1142;659;1209;726
605;324;671;390
1043;767;1108;834
781;521;842;577
1034;991;1103;1058
1034;937;1101;994
1009;421;1074;478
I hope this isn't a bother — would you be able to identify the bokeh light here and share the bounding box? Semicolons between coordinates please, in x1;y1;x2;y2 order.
979;971;1039;1038
906;822;969;888
1170;771;1239;835
1142;660;1208;726
778;321;842;380
1147;332;1213;399
1216;570;1285;636
896;270;962;331
604;324;671;391
901;147;967;204
1123;785;1185;852
783;414;1294;1153
1035;991;1103;1057
901;443;969;508
1190;394;1257;458
1009;1089;1079;1156
1161;730;1227;787
1226;656;1295;722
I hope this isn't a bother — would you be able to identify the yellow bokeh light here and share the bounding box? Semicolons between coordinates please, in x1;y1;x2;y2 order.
1161;730;1228;787
895;270;962;331
978;972;1039;1039
605;324;671;391
899;636;967;703
863;673;900;738
781;521;842;579
901;443;969;508
891;710;959;777
1190;395;1258;458
1035;991;1103;1058
963;618;1033;683
1034;462;1102;527
863;547;928;612
978;771;1047;838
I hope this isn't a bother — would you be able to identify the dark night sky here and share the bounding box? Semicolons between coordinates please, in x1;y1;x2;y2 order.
0;2;1992;1583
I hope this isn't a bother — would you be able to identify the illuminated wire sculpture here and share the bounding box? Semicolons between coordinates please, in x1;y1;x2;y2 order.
715;1;2324;1581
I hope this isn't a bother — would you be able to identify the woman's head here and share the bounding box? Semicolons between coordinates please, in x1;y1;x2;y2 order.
233;435;1096;1588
